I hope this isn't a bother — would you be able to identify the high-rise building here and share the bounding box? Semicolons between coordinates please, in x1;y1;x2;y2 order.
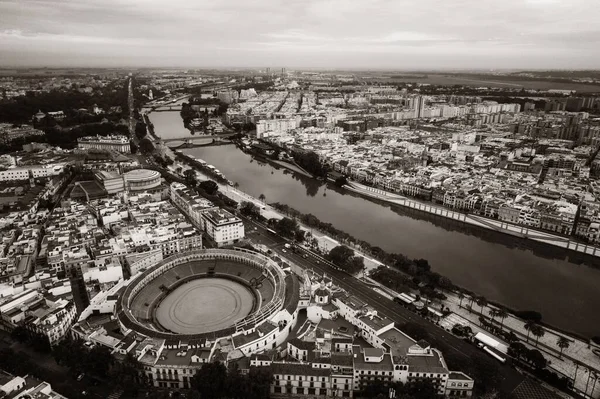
416;95;425;118
266;67;271;76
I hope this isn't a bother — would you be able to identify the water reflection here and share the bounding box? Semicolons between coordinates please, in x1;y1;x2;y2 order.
181;144;600;337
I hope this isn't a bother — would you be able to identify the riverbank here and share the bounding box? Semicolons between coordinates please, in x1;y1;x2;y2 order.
181;157;599;398
339;180;600;259
237;144;314;178
153;115;600;338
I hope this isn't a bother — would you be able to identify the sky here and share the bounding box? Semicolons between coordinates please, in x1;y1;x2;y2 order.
0;0;599;69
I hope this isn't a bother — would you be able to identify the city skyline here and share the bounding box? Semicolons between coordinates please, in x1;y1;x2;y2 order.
1;0;599;69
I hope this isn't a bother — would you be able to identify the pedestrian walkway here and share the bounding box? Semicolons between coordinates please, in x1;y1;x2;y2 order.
188;164;599;396
445;293;600;398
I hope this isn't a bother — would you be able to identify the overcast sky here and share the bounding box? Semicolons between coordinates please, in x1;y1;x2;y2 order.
1;0;599;69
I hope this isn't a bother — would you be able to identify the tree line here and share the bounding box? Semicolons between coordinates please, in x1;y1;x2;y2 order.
270;202;454;293
189;361;272;399
0;84;128;124
291;150;329;178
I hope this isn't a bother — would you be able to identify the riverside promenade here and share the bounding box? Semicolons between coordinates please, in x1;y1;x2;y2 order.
184;158;599;398
344;181;600;258
442;294;600;398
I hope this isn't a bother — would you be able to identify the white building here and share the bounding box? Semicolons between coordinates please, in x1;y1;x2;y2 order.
201;209;245;247
256;118;299;138
0;164;65;182
0;289;77;345
77;135;131;153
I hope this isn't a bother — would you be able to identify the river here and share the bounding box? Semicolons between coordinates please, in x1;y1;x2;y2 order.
145;100;191;140
148;112;600;338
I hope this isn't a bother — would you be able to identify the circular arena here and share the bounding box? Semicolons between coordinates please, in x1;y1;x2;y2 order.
124;168;161;191
117;248;292;341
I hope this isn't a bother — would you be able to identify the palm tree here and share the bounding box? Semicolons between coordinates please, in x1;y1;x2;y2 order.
233;182;240;190
496;309;508;331
556;336;570;359
476;296;488;315
458;292;464;308
468;296;475;313
259;193;266;203
524;320;536;342
531;324;545;347
489;308;499;323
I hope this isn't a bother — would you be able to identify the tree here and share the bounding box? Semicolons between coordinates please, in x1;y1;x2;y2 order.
275;217;299;239
437;275;453;290
496;308;508;331
468;295;475;312
327;245;365;274
524;320;536;342
87;345;115;377
10;325;29;343
292;150;327;177
489;308;499;323
112;352;147;395
294;229;305;243
327;245;354;267
556;336;570;359
527;348;547;369
508;342;528;360
458;292;465;307
135;121;147;139
139;137;155;154
530;324;545;347
476;296;488;315
191;361;228;399
348;256;365;275
199;180;219;195
334;175;348;187
240;201;260;217
403;380;438;398
184;169;197;187
245;367;273;399
11;325;50;353
130;140;138;154
259;193;266;202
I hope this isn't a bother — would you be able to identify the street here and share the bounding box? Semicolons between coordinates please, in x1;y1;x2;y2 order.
241;215;529;395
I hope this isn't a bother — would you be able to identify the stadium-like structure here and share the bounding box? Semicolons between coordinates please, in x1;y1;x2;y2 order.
116;248;301;358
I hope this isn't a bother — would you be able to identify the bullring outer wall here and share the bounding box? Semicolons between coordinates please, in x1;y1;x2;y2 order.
116;248;287;341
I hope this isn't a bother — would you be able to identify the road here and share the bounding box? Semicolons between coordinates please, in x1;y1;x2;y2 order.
240;215;529;396
128;76;135;138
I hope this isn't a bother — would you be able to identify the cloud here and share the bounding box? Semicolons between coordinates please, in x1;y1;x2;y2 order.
0;0;599;68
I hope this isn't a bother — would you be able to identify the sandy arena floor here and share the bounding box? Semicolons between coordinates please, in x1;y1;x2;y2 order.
155;278;255;334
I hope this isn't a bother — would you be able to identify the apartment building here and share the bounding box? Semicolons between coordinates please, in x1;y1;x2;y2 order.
201;209;245;247
77;135;131;153
0;288;77;345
